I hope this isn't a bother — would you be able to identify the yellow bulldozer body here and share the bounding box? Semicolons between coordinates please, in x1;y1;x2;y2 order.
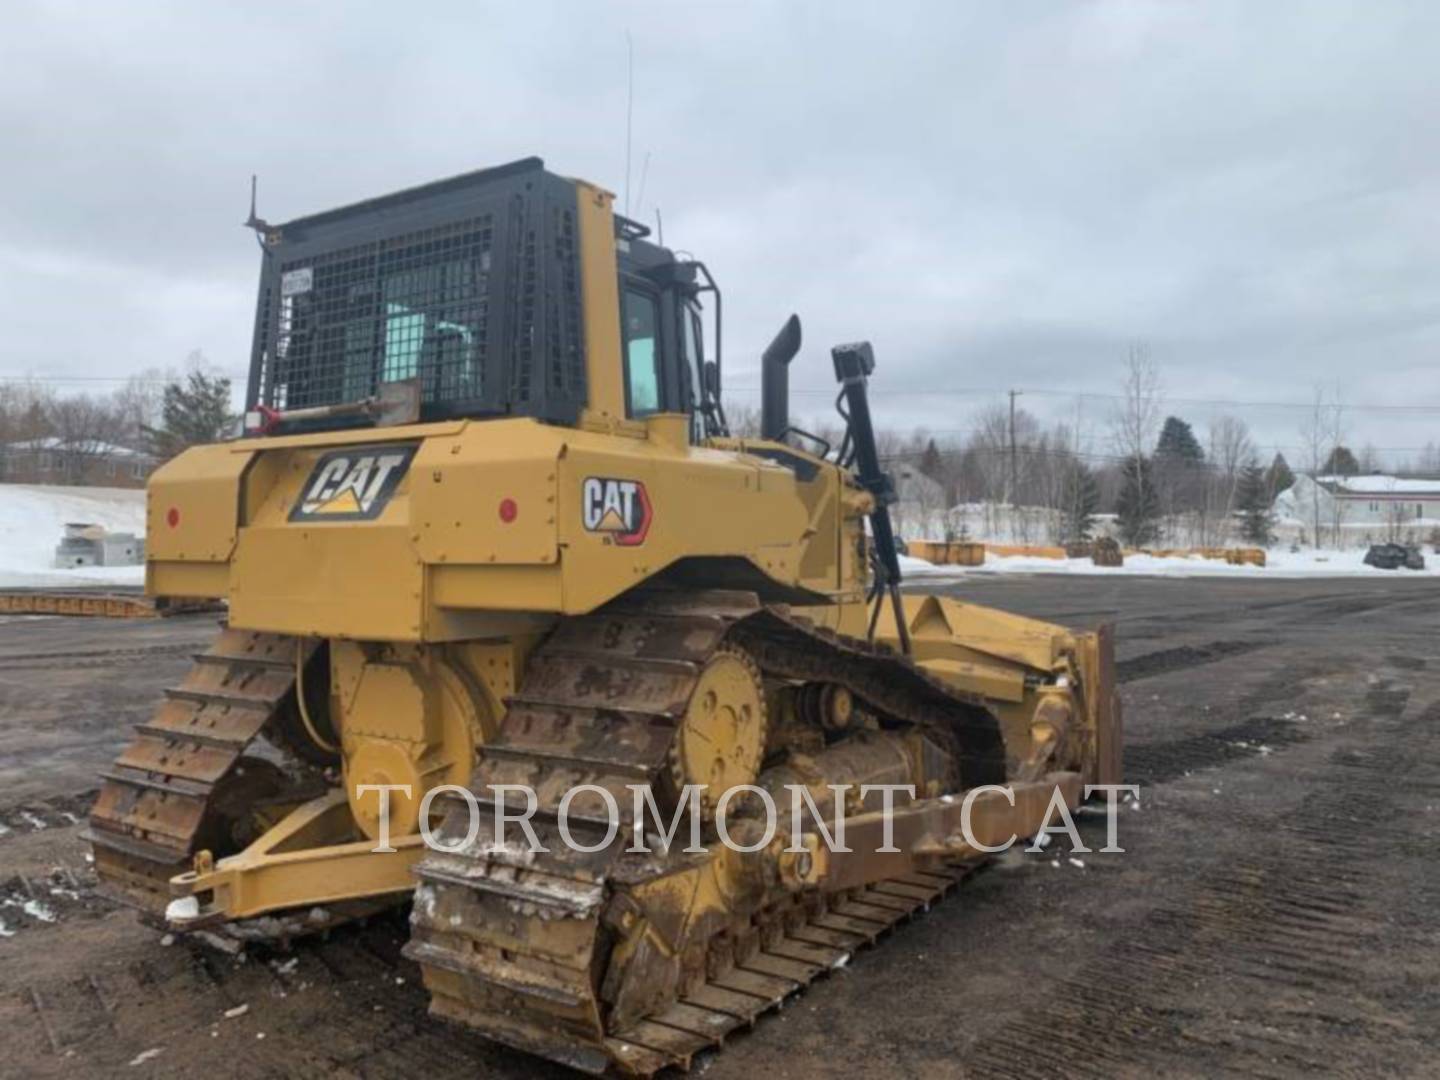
89;159;1121;1075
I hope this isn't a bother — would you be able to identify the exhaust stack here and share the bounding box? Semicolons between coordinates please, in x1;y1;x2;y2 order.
760;314;803;440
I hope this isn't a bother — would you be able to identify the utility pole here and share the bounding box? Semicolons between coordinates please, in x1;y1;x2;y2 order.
1008;389;1022;507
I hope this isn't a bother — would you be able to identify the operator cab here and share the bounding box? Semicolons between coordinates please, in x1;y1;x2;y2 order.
612;214;723;439
242;156;725;440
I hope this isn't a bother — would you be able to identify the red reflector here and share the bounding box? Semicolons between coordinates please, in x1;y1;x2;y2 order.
166;507;180;528
498;498;518;523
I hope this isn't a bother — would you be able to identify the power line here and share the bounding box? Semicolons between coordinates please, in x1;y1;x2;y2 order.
0;373;247;385
726;384;1440;413
883;431;1440;455
881;444;1241;474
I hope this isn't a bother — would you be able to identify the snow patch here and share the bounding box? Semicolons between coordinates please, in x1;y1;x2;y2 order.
165;896;200;922
22;899;56;922
0;484;145;588
900;546;1440;579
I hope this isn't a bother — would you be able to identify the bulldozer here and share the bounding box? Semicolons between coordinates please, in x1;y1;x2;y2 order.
87;158;1121;1074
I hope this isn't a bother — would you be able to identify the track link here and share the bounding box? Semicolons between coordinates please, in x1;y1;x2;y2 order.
87;629;317;914
406;590;1006;1074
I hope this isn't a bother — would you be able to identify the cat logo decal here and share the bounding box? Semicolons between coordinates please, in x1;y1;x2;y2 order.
581;477;652;546
290;445;417;522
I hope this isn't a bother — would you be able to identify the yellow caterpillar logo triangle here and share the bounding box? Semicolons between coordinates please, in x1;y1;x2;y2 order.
596;507;628;532
290;445;418;523
312;488;364;515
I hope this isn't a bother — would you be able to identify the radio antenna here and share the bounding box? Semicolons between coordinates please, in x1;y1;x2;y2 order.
624;31;635;218
634;150;651;220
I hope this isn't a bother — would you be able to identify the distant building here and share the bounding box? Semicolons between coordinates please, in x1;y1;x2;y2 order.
889;463;948;539
53;523;145;568
0;437;157;488
1276;474;1440;542
892;463;946;508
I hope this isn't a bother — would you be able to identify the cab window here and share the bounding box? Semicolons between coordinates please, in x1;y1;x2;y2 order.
681;303;703;409
622;287;661;416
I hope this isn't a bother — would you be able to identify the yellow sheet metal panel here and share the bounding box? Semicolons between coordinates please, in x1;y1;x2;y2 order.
410;420;560;567
146;560;229;600
428;565;564;614
555;430;811;613
230;525;423;639
918;657;1028;703
906;594;1065;672
574;180;626;427
146;442;254;563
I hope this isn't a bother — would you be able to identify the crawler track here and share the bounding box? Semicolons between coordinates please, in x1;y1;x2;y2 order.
406;590;1007;1074
86;629;321;914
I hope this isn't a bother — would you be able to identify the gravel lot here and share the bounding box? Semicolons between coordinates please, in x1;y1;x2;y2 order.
1;576;1437;1078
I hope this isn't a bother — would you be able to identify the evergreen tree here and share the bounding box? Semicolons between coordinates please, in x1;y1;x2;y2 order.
1154;416;1204;463
1322;445;1360;476
1266;452;1295;496
1153;415;1206;514
1059;460;1100;544
143;369;234;460
1115;455;1161;547
1236;461;1275;546
918;437;943;481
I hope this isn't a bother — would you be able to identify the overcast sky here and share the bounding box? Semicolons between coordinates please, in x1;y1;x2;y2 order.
3;1;1438;464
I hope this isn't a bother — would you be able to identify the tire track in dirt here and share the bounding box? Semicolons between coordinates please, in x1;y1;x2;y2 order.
961;675;1433;1078
1123;715;1307;786
0;643;198;672
1117;640;1262;684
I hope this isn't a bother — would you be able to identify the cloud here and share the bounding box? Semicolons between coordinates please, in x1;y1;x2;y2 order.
2;0;1437;459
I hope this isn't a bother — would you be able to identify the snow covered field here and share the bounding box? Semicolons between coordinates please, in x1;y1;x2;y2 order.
899;547;1440;579
0;485;146;588
1;483;1432;589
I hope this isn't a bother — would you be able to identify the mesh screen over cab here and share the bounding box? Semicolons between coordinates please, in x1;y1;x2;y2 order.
247;159;587;427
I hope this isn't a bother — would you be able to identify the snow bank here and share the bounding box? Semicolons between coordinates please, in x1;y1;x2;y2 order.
901;547;1440;579
0;484;146;588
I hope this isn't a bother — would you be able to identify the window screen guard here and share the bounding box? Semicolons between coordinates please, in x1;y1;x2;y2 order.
247;160;587;428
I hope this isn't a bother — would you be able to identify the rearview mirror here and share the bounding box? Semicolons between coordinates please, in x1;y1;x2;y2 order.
703;361;720;398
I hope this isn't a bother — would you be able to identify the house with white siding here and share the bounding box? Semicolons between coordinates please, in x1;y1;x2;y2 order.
1276;474;1440;545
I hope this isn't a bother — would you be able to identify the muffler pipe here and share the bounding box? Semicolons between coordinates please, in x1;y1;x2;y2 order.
760;314;803;440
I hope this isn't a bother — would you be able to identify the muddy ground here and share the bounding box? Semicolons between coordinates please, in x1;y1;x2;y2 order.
1;576;1437;1078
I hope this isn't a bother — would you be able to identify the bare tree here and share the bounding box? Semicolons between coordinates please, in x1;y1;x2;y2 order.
48;394;128;484
1201;415;1254;545
723;401;762;438
1383;498;1411;543
1297;384;1345;547
1418;442;1440;476
1110;344;1163;545
0;380;54;445
113;369;172;447
966;405;1011;536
